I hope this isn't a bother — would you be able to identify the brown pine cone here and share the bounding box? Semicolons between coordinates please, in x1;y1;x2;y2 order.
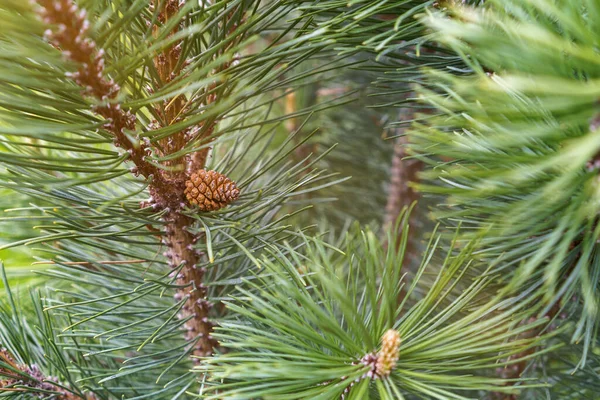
184;170;240;211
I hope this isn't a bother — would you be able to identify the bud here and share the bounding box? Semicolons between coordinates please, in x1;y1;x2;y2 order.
375;329;401;377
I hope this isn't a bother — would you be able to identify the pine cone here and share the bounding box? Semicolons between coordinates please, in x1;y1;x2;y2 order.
184;170;239;211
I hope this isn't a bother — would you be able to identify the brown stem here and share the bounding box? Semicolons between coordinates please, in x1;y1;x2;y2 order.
491;304;562;400
382;107;423;307
38;0;178;206
0;349;95;399
165;213;218;356
383;126;422;234
187;6;244;173
491;250;577;400
38;0;218;357
152;0;188;171
152;4;246;355
148;0;220;357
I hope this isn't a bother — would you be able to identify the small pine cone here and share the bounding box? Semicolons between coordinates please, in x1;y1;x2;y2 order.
184;170;239;211
375;329;401;377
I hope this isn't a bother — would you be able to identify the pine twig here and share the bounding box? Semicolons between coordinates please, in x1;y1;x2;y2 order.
491;304;562;400
37;0;241;358
383;107;422;243
147;0;218;357
382;106;422;307
0;349;95;399
187;6;245;172
164;213;217;356
38;0;174;205
491;252;576;400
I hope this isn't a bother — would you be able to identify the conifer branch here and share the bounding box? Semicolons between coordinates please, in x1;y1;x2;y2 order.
384;130;414;231
0;349;95;399
187;5;244;173
383;106;422;310
147;0;218;357
37;0;178;208
164;213;217;356
383;107;422;245
199;225;555;399
36;0;237;357
146;0;243;357
151;0;189;172
413;0;600;363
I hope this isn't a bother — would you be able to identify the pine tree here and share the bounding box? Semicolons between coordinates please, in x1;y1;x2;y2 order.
0;1;598;400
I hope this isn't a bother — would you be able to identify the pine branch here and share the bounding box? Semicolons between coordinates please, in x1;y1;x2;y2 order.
149;0;219;357
493;249;579;399
38;0;170;199
0;264;104;399
520;335;600;399
383;107;422;245
197;219;559;399
0;348;95;399
384;127;415;231
410;0;600;362
37;0;224;357
150;0;190;171
164;213;218;356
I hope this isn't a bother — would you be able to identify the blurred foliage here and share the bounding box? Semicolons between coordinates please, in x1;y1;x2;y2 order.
409;0;600;364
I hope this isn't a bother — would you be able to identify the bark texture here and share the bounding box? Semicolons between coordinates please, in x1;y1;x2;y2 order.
383;107;422;255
